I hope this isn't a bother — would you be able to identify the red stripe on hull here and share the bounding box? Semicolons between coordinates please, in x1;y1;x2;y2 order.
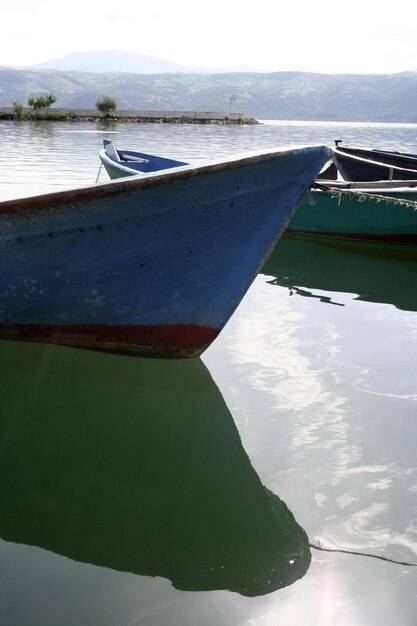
287;229;417;244
0;323;219;358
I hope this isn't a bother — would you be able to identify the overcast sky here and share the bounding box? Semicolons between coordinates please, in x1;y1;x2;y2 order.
1;0;416;74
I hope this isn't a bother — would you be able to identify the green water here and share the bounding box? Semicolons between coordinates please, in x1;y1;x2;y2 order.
0;120;416;625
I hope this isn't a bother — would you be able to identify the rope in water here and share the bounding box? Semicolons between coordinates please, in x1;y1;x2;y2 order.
95;162;103;184
309;541;417;567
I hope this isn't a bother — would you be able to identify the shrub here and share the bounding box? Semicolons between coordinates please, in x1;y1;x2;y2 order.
13;100;26;120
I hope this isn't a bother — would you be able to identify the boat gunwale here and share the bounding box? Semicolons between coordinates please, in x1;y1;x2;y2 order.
337;144;417;166
0;144;330;216
99;149;149;176
314;180;417;193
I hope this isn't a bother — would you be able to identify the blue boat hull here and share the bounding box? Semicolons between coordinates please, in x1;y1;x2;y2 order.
0;146;330;357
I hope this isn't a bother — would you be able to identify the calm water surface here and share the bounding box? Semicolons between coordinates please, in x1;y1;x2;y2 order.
0;120;416;625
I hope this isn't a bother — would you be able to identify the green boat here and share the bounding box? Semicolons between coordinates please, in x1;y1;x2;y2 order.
288;180;417;243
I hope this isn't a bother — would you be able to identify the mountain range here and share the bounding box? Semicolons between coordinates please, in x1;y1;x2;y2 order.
1;50;417;122
17;50;267;75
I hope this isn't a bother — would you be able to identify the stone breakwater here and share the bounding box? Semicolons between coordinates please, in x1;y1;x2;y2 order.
0;108;258;124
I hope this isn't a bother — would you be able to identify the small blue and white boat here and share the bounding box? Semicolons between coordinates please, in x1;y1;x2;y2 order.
99;139;188;179
0;144;330;357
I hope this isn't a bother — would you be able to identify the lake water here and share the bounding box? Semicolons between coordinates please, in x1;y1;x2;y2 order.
0;119;416;625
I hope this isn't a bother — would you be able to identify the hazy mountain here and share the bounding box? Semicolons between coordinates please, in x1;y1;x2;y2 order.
30;50;266;74
1;66;417;122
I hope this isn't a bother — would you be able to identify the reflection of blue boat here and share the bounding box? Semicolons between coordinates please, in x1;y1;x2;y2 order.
0;341;311;596
0;144;329;357
99;140;189;179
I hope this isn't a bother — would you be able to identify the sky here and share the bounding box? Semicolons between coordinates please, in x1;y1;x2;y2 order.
1;0;416;74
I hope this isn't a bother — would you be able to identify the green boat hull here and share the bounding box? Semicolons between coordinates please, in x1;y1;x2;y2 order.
288;188;417;243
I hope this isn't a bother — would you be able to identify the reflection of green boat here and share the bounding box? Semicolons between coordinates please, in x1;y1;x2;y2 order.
262;234;417;311
0;341;310;597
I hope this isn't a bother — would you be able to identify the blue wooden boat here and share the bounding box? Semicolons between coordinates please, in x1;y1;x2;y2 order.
287;180;417;243
99;139;188;179
333;144;417;181
0;144;330;357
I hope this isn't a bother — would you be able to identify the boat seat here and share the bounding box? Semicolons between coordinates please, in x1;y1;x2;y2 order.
119;153;150;163
103;139;121;162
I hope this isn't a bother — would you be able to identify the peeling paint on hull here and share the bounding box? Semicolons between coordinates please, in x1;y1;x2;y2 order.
0;323;218;358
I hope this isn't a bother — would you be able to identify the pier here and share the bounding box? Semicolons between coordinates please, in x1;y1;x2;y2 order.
0;107;258;124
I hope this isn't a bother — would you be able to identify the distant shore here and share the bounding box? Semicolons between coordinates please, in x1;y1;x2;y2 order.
0;107;259;125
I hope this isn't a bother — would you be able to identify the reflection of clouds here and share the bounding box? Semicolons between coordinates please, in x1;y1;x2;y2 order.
336;494;358;509
231;283;342;412
339;305;417;400
353;386;417;401
344;503;391;543
229;281;361;479
209;277;417;564
342;502;417;557
367;479;392;490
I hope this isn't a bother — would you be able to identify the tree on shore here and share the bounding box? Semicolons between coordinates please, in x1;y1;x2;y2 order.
27;93;57;117
96;96;117;118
